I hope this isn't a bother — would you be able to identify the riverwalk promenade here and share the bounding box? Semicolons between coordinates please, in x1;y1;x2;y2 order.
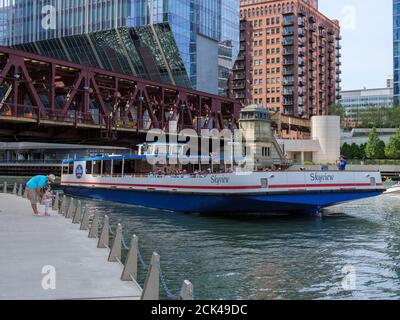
0;193;143;300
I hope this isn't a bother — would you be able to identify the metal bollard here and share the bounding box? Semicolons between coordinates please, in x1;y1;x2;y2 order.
80;206;90;230
179;280;194;300
59;195;67;215
2;181;7;193
23;186;27;198
109;224;122;262
66;198;76;219
121;235;138;281
88;211;99;238
12;183;17;194
141;253;160;300
73;200;82;224
98;215;109;248
52;192;60;211
17;184;23;197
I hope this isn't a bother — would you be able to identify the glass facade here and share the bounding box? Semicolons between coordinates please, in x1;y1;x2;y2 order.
340;88;394;122
12;24;191;88
394;0;400;104
0;0;239;95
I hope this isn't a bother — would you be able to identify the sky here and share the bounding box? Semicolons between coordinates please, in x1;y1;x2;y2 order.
318;0;393;90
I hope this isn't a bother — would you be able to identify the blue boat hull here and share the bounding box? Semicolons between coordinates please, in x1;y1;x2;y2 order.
64;187;383;215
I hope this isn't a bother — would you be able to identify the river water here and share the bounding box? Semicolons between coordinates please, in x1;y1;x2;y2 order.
76;194;400;300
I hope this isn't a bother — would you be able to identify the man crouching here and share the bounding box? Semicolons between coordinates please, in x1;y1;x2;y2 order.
26;174;56;216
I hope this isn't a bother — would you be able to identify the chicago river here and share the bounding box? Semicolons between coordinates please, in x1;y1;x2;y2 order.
81;193;400;300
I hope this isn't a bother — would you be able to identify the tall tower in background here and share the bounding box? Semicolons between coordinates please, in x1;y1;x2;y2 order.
232;0;341;120
394;0;400;104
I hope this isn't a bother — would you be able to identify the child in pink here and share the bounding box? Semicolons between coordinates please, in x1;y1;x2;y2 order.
41;186;54;217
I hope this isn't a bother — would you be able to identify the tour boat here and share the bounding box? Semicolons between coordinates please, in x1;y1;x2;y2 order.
60;154;385;215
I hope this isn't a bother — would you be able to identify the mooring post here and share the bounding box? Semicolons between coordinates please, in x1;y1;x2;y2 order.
12;183;17;194
66;197;75;219
88;211;99;239
141;253;160;300
98;215;109;248
180;280;194;300
17;184;23;197
3;181;7;193
23;186;27;198
80;206;90;230
108;224;122;262
121;235;138;281
52;192;60;211
60;195;67;215
73;200;82;224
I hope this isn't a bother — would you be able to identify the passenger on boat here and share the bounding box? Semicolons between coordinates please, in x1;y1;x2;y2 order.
337;156;348;171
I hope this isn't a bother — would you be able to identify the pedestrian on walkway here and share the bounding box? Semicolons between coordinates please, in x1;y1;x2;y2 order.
26;175;56;216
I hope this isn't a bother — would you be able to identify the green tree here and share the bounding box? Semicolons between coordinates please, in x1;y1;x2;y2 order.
385;128;400;159
365;127;386;159
329;103;346;118
350;143;362;159
341;143;352;159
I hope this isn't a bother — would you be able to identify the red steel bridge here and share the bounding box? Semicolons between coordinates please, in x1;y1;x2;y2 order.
0;47;241;147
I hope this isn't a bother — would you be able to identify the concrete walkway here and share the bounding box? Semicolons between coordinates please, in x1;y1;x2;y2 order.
0;193;142;300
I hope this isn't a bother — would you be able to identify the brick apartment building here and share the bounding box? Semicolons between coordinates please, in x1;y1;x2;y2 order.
231;0;341;120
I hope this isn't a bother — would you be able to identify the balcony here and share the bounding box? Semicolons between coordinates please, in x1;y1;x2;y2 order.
336;35;342;40
283;47;295;55
283;38;295;46
283;29;295;36
283;58;294;65
233;84;245;90
283;17;295;26
328;29;335;35
336;77;342;82
233;64;245;71
336;61;342;66
283;78;295;86
309;25;317;33
298;40;305;47
336;70;342;74
309;16;317;23
283;88;295;95
283;68;294;75
336;45;342;50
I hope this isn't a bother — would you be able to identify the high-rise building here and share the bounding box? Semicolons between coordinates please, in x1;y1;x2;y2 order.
231;0;341;118
0;0;240;95
394;0;400;104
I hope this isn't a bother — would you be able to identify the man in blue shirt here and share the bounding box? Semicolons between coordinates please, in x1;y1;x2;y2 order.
337;156;348;171
26;174;56;215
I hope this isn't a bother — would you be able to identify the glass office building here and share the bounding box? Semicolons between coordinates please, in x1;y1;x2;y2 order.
394;0;400;104
0;0;239;95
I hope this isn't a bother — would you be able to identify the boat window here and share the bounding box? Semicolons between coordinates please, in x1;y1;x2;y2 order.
261;178;269;188
62;165;68;175
113;159;123;176
102;160;112;175
124;159;135;175
370;177;376;186
86;161;93;175
68;162;74;175
92;161;101;176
